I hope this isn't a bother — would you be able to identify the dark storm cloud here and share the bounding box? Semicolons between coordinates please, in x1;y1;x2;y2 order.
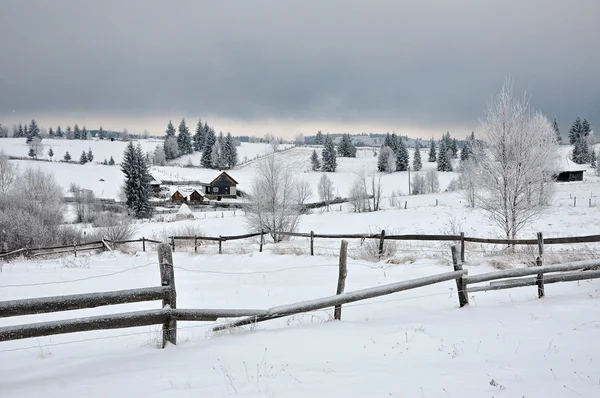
0;0;599;133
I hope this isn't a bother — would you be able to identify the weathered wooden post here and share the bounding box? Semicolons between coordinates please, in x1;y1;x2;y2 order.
574;197;577;207
590;198;592;208
310;230;314;256
536;232;545;298
378;230;386;260
158;243;177;347
451;245;468;307
73;243;77;258
142;237;146;252
404;201;407;209
218;236;222;254
436;199;438;206
460;232;465;263
334;240;348;320
259;229;265;253
170;236;175;251
194;235;198;253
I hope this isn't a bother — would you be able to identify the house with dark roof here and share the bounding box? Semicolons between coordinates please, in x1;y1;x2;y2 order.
203;172;238;200
554;156;587;182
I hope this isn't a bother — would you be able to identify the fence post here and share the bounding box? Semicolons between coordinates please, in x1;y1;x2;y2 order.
378;230;386;260
536;232;545;298
73;243;77;258
451;245;468;307
259;229;264;253
460;232;465;263
574;197;577;207
404;201;407;209
194;235;198;253
158;243;177;347
310;230;314;256
334;240;348;320
219;236;222;254
590;198;592;208
142;237;146;252
170;236;175;251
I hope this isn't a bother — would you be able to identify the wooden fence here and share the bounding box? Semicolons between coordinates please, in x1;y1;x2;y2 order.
2;242;600;347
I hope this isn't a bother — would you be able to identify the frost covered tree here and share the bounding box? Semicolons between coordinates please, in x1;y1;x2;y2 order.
450;138;458;158
163;136;179;161
48;127;54;138
224;132;238;169
153;145;166;166
294;133;305;147
201;127;217;168
0;151;17;195
26;119;41;144
321;134;337;172
411;173;426;195
315;130;324;145
552;117;561;144
472;78;558;240
424;169;440;193
121;142;152;218
244;155;301;242
64;151;72;162
349;172;370;212
177;118;193;155
310;149;321;171
428;138;437;162
98;126;105;140
81;126;88;140
458;159;478;208
211;132;227;170
437;137;453;172
412;143;422;171
460;132;475;161
87;148;94;163
295;179;313;208
337;134;356;157
47;147;54;160
28;137;44;160
165;120;176;138
193;119;205;151
318;174;335;210
108;156;115;165
55;125;63;138
79;150;88;164
73;124;81;140
395;139;409;171
377;146;394;173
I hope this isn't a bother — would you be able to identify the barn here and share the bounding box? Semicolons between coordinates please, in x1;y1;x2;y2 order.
204;172;238;200
555;156;587;182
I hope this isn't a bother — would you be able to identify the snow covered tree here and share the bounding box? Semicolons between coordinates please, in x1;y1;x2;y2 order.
27;137;43;160
377;146;394;172
16;124;24;138
65;126;73;140
121;142;152;218
437;138;453;172
321;134;337;172
98;126;105;140
163;136;179;161
79;150;88;164
337;134;356;157
310;149;321;171
395;139;409;171
210;132;227;170
315;130;324;145
569;117;583;145
48;127;54;138
461;132;475;161
425;169;440;193
450;138;458;158
81;126;88;140
472;78;558;240
73;124;81;140
201;127;217;167
244;155;301;242
165;120;176;137
572;137;590;164
428;138;437;162
48;147;54;160
412;143;422;171
591;149;597;168
55;125;63;138
552;117;561;144
0;151;16;195
87;148;94;163
224;132;238;168
108;156;115;165
153;145;166;166
177;118;193;155
26;119;41;144
64;151;72;162
193;119;205;152
318;174;335;211
28;147;35;159
582;118;592;137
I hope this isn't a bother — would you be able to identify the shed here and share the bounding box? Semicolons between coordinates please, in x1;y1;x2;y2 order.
188;190;204;203
171;190;185;202
555;156;587;182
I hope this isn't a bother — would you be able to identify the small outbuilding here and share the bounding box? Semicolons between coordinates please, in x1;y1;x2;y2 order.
188;190;204;203
204;172;238;200
554;156;587;182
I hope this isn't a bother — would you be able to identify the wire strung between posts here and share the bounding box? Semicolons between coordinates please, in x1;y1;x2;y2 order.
173;263;339;275
0;262;159;289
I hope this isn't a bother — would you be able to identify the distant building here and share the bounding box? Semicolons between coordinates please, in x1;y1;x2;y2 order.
554;156;586;182
203;172;238;200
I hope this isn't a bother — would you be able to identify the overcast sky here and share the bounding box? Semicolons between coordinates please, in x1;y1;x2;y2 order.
0;0;598;138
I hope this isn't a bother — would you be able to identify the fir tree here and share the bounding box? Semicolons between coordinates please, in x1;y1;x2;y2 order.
412;143;422;171
321;134;337;172
201;127;217;168
56;125;63;138
65;126;73;139
428;138;437;162
108;156;115;165
79;150;88;164
16;124;24;138
552;117;561;144
337;134;356;157
165;120;176;137
377;146;394;172
395;138;409;171
81;126;88;140
87;148;94;162
28;147;35;159
569;117;583;145
98;126;106;140
49;127;55;138
163;136;179;160
121;142;152;218
177;118;193;155
64;151;71;162
591;149;597;168
437;139;453;172
193;119;205;152
224;132;237;168
460;132;475;161
48;147;54;160
73;124;81;140
310;149;321;171
450;138;458;158
23;125;29;139
211;139;224;170
315;130;324;145
26;119;41;144
582;118;592;137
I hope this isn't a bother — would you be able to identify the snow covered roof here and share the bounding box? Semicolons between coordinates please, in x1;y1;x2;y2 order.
176;203;193;216
169;186;203;197
558;156;587;172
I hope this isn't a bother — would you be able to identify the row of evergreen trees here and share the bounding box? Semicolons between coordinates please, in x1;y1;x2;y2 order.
568;116;595;164
13;120;42;144
161;118;238;170
310;134;338;172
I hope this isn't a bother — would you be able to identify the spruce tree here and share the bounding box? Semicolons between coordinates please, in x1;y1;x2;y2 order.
64;151;71;162
17;124;24;138
569;117;583;145
165;120;176;137
377;146;392;172
73;124;81;140
87;148;94;162
346;134;357;157
389;133;400;155
81;126;88;140
591;149;597;168
428;138;437;162
321;134;337;172
582;118;592;137
121;142;152;218
412;143;422;171
395;138;409;171
552;117;561;144
80;150;88;164
460;132;475;161
28;147;35;159
315;130;324;145
26;119;41;144
108;156;115;165
450;138;458;158
310;149;321;171
224;132;237;168
48;147;54;160
201;127;217;168
177;118;193;155
193;119;206;151
98;126;105;140
211;132;227;170
49;127;55;138
437;139;453;172
56;125;63;138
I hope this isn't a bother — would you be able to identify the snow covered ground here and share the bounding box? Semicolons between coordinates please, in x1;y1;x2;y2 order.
1;251;599;397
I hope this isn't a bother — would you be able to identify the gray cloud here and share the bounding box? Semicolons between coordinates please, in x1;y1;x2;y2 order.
0;0;598;135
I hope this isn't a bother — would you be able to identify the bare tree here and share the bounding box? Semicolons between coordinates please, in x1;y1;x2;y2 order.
244;156;301;242
0;150;17;195
294;133;305;147
424;169;440;194
295;179;313;208
153;145;166;166
457;159;477;207
270;138;280;152
349;173;369;212
411;173;426;195
317;174;335;211
370;174;382;211
473;78;558;240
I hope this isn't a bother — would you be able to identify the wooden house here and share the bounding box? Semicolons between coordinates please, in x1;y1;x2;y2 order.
554;156;586;182
149;178;162;197
171;190;185;202
204;172;238;200
188;190;204;203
